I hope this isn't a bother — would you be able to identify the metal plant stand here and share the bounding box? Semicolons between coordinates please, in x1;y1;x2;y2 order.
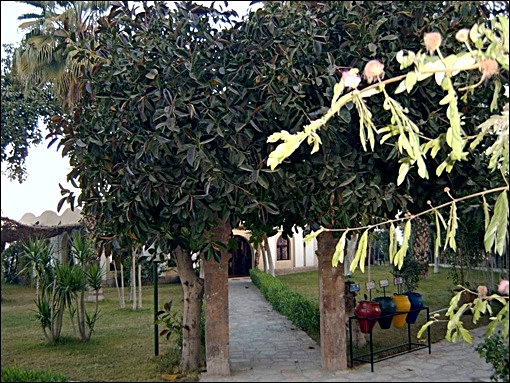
349;306;431;372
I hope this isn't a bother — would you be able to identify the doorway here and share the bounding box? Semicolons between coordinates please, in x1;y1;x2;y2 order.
228;235;252;277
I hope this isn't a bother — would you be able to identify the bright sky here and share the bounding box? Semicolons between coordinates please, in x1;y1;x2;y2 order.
0;1;259;221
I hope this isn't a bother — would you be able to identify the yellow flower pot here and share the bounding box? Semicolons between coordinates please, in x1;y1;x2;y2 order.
392;294;411;328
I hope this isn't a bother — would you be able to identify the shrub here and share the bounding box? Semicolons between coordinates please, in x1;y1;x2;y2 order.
1;366;69;382
390;256;422;292
249;269;320;336
1;242;23;284
475;331;509;382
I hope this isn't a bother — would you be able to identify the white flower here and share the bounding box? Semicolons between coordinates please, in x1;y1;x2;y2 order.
342;70;361;89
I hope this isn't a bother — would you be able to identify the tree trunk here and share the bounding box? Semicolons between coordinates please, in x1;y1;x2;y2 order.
317;230;347;371
138;263;142;309
413;216;430;279
120;262;125;308
263;234;275;277
261;245;268;273
131;251;137;309
174;247;205;372
61;232;70;265
202;217;231;376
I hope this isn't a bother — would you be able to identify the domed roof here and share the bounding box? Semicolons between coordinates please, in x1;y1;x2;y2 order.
18;208;82;226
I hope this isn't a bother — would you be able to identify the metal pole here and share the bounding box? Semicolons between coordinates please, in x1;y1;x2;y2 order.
154;261;159;356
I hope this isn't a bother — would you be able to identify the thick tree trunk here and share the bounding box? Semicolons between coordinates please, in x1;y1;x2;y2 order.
174;247;205;373
413;216;430;279
202;217;231;376
317;230;347;371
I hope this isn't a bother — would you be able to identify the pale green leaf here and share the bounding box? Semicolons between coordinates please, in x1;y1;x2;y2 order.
416;156;428;179
435;70;445;86
490;80;501;112
439;91;455;105
351;230;369;273
459;327;473;344
482;194;490;230
417;320;435;339
332;81;345;105
445;201;458;252
405;71;417;93
332;230;349;267
303;227;325;245
450;52;476;76
397;162;410;186
484;192;509;255
394;220;411;269
395;50;405;64
394;79;407;94
470;23;480;44
436;160;448;177
389;223;397;264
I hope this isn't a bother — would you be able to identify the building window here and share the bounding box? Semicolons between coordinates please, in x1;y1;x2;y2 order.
276;236;290;261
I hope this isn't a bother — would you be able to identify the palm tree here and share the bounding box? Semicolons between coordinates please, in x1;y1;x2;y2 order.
13;1;112;112
412;216;430;279
19;236;54;300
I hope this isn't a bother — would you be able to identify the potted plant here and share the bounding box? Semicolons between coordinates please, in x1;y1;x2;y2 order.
391;256;424;324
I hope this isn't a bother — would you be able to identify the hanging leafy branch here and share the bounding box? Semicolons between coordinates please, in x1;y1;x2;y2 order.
303;185;507;272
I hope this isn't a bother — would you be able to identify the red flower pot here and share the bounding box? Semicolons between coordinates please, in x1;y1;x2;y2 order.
354;300;382;334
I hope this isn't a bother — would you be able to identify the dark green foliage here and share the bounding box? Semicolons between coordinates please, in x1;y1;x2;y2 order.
1;242;23;284
155;300;182;341
390;256;422;292
476;331;509;382
250;268;320;336
1;366;69;382
0;44;62;183
57;1;507;258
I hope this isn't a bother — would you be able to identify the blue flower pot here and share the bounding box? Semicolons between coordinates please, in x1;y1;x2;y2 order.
403;292;424;324
373;296;397;329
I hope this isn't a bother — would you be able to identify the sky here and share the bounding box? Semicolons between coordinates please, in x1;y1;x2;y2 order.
1;1;260;221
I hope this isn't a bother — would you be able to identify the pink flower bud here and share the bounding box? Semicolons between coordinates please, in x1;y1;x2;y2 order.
477;285;488;298
498;279;509;295
424;32;442;54
363;60;385;84
455;29;470;43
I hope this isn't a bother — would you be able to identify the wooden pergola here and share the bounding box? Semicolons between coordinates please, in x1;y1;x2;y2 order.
1;216;82;251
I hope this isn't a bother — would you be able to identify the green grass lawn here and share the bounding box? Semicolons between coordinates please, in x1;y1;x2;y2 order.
1;282;186;382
